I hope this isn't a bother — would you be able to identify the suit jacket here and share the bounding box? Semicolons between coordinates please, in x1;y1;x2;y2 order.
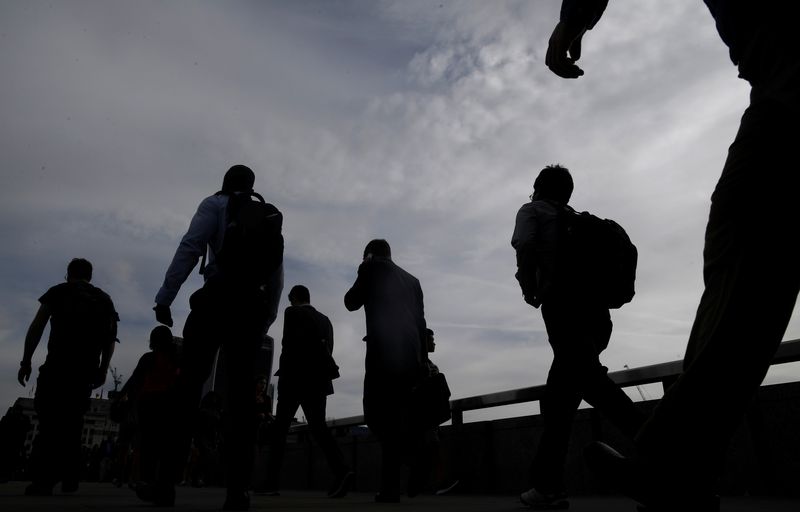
275;304;336;397
344;257;426;388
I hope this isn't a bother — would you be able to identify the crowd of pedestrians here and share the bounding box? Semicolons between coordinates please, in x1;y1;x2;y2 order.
8;1;800;511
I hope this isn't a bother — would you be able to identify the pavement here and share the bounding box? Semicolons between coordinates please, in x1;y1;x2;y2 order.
1;482;799;512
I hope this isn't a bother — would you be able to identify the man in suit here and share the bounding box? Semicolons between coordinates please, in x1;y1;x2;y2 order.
345;239;428;502
264;285;353;498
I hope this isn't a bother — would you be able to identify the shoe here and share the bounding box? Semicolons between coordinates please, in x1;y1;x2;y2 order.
520;486;569;510
327;470;354;498
223;490;250;511
435;479;460;496
24;483;53;496
61;480;79;493
374;492;400;503
584;441;720;512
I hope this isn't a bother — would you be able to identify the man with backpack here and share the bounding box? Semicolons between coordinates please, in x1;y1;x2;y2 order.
511;165;644;509
154;164;283;510
18;258;119;496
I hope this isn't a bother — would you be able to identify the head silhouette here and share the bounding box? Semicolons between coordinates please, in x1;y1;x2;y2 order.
363;239;391;260
149;325;174;351
533;164;573;204
67;258;93;282
221;165;255;194
288;285;310;306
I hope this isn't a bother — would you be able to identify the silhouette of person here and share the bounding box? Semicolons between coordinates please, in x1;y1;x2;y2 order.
18;258;119;496
153;165;284;510
118;326;180;501
345;239;428;502
511;165;644;508
0;403;32;483
547;2;800;510
263;285;353;498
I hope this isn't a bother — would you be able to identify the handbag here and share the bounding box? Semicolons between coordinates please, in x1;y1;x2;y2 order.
410;371;452;431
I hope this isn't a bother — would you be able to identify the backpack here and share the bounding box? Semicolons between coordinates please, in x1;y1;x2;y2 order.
214;191;284;288
556;206;637;309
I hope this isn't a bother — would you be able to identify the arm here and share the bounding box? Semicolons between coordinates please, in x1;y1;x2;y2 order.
92;298;119;389
324;317;334;355
512;205;541;307
19;304;51;386
155;197;221;309
344;263;367;311
545;0;609;78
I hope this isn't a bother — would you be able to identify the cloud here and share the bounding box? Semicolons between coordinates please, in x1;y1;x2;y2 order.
1;0;797;420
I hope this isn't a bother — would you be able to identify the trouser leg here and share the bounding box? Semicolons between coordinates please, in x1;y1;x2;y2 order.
221;329;260;492
635;101;800;490
167;310;220;487
265;394;300;488
534;304;643;492
302;395;348;477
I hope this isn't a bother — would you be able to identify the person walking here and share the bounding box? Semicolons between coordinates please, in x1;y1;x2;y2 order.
345;239;428;502
264;285;353;498
18;258;119;496
153;164;283;510
512;165;644;509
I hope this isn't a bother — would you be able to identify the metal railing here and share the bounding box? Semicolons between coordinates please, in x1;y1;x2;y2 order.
295;338;800;432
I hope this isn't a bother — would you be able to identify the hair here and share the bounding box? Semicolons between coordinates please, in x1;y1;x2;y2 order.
149;325;174;351
288;284;310;304
67;258;93;281
363;239;391;259
533;164;574;204
221;164;255;194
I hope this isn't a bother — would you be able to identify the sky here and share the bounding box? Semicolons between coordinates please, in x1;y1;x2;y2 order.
2;0;798;423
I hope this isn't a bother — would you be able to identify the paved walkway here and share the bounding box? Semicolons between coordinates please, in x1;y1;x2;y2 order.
1;482;799;511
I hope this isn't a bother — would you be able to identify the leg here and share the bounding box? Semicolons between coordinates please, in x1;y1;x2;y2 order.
301;395;349;478
532;303;643;493
264;393;300;490
163;309;221;490
219;300;264;499
635;101;800;490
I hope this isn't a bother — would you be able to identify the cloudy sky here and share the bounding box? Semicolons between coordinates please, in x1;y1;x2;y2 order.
2;0;798;422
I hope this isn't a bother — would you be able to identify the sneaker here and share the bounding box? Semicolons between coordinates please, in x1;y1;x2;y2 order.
327;470;354;498
520;486;569;510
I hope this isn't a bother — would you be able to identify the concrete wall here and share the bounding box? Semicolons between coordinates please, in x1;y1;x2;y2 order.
256;381;800;496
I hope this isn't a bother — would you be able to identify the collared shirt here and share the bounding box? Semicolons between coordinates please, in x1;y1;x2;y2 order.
155;194;228;306
511;199;563;304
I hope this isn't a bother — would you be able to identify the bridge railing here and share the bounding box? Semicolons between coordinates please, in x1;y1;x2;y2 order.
293;338;800;432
